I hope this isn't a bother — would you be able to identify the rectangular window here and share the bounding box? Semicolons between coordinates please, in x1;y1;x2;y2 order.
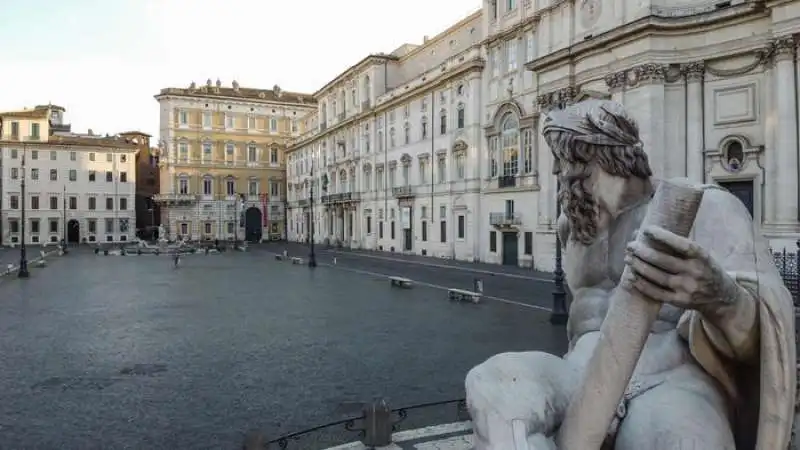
106;171;113;182
204;222;212;234
30;219;40;233
70;151;76;161
87;219;96;233
440;220;447;243
49;219;58;233
10;168;18;179
89;171;96;182
120;198;127;210
456;153;465;180
440;205;447;219
457;215;465;239
490;231;497;252
106;197;113;210
49;169;57;181
107;153;113;162
10;195;18;209
270;147;278;164
105;218;114;234
270;117;278;132
507;39;517;72
379;221;384;239
179;179;188;194
120;172;127;182
9;219;19;233
366;216;372;234
421;221;427;241
89;152;95;161
524;231;532;255
248;115;256;129
50;196;58;210
31;150;38;160
390;221;395;239
31;196;39;210
179;110;188;125
248;145;257;162
31;168;38;180
10;122;18;139
437;158;446;184
203;112;212;128
69;197;77;210
226;179;235;196
69;169;77;181
50;151;57;160
225;114;235;129
88;197;96;210
31;123;40;139
179;142;188;161
270;182;279;197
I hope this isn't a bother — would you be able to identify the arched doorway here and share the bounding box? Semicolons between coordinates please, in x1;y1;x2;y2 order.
67;219;80;244
244;207;262;242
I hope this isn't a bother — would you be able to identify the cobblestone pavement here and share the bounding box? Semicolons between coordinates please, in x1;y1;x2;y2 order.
0;249;568;449
257;242;562;311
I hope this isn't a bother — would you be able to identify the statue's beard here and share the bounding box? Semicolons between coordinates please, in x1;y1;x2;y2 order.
559;171;598;246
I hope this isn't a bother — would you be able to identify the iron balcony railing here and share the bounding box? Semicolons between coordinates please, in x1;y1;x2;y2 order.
392;186;414;198
489;212;522;227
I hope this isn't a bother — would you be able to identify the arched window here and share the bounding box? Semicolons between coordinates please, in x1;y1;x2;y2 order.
421;116;428;139
178;173;189;194
457;103;465;129
202;174;213;196
501;113;519;176
440;109;448;135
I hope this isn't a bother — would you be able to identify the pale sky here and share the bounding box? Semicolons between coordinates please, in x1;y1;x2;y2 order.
0;0;480;141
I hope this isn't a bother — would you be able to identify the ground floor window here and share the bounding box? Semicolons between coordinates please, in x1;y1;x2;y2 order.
366;216;372;234
379;221;384;239
421;221;427;241
180;222;188;235
490;231;497;252
524;232;532;255
457;215;465;239
204;222;212;234
227;222;234;234
440;220;446;243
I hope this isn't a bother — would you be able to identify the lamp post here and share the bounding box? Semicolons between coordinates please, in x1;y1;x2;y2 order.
61;184;68;254
18;144;29;278
550;179;568;324
308;162;317;268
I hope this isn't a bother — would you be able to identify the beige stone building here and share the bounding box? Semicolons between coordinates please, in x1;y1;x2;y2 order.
154;80;315;241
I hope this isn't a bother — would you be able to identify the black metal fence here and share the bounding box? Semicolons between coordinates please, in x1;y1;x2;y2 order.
771;241;800;305
244;399;468;450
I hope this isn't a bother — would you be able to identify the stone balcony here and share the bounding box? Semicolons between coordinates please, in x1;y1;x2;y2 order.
392;185;415;198
489;212;522;228
153;193;198;206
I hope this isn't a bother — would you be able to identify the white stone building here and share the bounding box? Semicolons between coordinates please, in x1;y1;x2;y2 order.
1;105;138;246
288;0;800;270
286;12;486;259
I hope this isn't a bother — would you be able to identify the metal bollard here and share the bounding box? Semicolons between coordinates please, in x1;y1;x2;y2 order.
361;399;393;447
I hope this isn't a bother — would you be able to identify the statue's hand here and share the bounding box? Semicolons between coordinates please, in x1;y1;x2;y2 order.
622;225;737;313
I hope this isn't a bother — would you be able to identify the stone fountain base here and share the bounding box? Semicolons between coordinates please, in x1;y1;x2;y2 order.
324;422;473;450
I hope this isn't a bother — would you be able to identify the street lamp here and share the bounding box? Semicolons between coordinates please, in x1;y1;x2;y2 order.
61;184;69;254
308;162;317;268
550;179;568;324
18;143;29;278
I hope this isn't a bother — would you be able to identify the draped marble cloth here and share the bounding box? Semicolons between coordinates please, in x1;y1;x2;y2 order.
677;184;795;450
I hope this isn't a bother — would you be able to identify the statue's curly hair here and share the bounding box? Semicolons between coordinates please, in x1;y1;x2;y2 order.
544;129;652;245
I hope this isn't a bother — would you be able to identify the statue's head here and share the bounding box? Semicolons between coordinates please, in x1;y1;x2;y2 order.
542;99;652;245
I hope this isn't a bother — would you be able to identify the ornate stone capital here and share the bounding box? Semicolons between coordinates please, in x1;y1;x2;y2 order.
774;36;796;62
604;71;626;92
536;86;577;111
631;63;667;85
682;62;705;82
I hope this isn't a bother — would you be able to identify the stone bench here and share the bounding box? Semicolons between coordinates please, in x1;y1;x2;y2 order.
389;276;413;288
291;257;304;265
448;288;481;304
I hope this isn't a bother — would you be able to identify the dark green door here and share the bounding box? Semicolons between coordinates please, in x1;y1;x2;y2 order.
244;207;262;242
501;231;518;266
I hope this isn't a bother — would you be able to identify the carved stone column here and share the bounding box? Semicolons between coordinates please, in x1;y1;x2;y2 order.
684;62;705;183
774;37;799;225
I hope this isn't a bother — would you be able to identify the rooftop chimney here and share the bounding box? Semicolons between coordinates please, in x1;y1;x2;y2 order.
423;35;429;43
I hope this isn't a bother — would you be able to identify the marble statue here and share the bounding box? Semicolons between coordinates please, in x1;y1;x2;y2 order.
157;224;166;243
465;99;796;450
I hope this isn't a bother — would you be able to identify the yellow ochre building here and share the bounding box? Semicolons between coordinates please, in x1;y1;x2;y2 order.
154;79;316;242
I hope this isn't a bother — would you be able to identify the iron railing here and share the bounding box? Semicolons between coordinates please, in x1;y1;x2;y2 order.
772;241;800;305
245;398;468;449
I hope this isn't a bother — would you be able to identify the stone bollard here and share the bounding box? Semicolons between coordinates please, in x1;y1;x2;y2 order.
474;278;483;294
361;399;393;447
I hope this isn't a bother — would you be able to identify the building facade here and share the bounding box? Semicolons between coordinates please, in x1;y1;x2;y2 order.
286;12;486;260
120;131;161;238
287;0;800;270
0;105;138;246
154;79;315;242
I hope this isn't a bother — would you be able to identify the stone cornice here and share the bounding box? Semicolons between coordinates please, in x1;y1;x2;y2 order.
313;54;399;99
484;15;540;47
525;1;766;74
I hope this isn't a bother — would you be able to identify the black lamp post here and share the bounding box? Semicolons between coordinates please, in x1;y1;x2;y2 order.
18;145;29;278
61;185;68;254
308;162;317;268
550;179;568;324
